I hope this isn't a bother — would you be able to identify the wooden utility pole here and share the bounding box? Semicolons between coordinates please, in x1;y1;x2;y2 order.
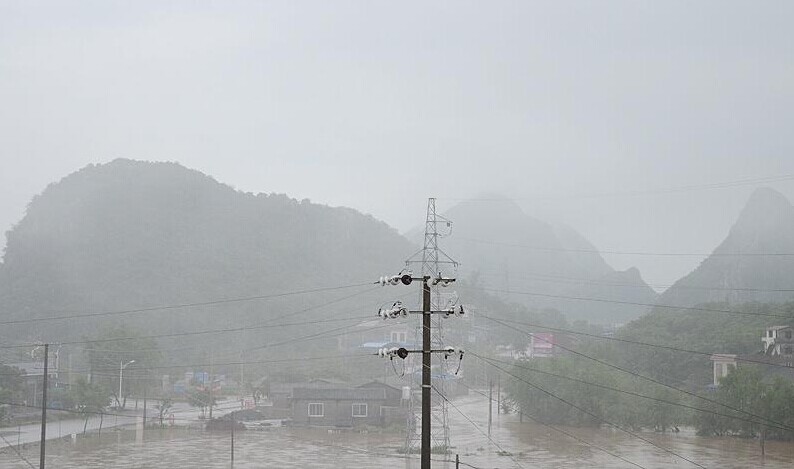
39;343;48;469
421;278;432;469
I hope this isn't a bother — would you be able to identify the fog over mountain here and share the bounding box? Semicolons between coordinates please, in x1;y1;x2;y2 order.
425;198;658;324
0;159;413;344
659;187;794;308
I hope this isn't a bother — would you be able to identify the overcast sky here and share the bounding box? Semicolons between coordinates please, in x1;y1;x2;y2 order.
1;1;793;286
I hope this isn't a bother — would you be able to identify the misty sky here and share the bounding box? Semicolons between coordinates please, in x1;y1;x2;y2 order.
1;1;793;286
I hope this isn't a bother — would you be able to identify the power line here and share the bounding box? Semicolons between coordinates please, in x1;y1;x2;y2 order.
474;356;707;469
473;352;792;432
431;385;527;469
458;382;647;469
64;314;375;355
471;268;794;293
456;236;794;257
0;433;35;469
480;314;794;432
0;285;383;350
440;173;794;202
0;351;375;380
479;314;794;370
0;282;373;327
469;285;794;319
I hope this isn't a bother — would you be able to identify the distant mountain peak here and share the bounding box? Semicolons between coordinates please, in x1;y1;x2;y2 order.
731;187;794;234
659;187;794;307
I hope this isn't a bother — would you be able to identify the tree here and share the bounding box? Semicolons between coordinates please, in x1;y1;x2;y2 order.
155;397;173;427
68;377;110;434
695;365;794;447
0;365;24;422
187;388;216;419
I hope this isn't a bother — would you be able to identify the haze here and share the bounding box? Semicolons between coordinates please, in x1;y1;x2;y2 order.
2;1;793;284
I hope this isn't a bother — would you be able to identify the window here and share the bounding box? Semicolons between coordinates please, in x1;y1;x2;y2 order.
391;331;407;343
352;403;368;417
308;403;324;417
786;331;792;339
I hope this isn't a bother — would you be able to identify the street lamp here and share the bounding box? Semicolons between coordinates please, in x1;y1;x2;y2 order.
118;360;135;409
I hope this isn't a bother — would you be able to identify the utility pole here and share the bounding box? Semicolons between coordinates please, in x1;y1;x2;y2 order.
377;198;465;469
209;347;214;421
39;343;48;469
421;278;432;469
402;198;460;456
377;275;462;469
143;387;147;430
231;413;235;468
497;374;501;415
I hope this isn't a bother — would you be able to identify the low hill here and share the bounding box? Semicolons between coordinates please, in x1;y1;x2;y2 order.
0;159;414;347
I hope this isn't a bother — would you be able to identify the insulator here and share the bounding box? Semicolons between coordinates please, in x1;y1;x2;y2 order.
388;275;401;285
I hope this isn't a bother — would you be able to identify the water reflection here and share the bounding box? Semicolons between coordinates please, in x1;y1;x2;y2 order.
1;393;792;468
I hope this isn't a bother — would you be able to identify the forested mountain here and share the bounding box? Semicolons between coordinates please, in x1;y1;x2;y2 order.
427;198;658;324
0;159;414;348
659;187;794;308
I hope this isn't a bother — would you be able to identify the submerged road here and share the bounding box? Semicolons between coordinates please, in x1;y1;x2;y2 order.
0;399;238;449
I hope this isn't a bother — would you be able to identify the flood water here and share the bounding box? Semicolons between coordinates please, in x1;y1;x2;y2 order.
1;392;793;468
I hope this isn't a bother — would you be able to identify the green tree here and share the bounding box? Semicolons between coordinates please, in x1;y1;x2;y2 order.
68;377;110;434
187;388;216;419
695;366;794;445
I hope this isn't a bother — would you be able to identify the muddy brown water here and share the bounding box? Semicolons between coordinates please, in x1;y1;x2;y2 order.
1;393;792;468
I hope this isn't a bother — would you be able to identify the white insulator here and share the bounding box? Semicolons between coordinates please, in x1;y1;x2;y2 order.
389;275;401;285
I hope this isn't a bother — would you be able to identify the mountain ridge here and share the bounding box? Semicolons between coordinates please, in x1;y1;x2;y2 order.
658;187;794;307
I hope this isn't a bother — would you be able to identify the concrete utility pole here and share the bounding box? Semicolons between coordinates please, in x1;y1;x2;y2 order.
39;343;48;469
376;273;464;469
421;278;432;469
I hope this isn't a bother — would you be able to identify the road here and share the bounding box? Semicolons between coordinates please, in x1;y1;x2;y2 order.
0;399;238;449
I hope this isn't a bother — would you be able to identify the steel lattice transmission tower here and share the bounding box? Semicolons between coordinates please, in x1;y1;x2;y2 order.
403;198;459;454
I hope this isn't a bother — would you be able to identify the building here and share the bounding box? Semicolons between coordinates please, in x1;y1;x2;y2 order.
708;325;794;388
762;325;794;357
338;319;416;353
709;354;737;386
290;381;404;427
